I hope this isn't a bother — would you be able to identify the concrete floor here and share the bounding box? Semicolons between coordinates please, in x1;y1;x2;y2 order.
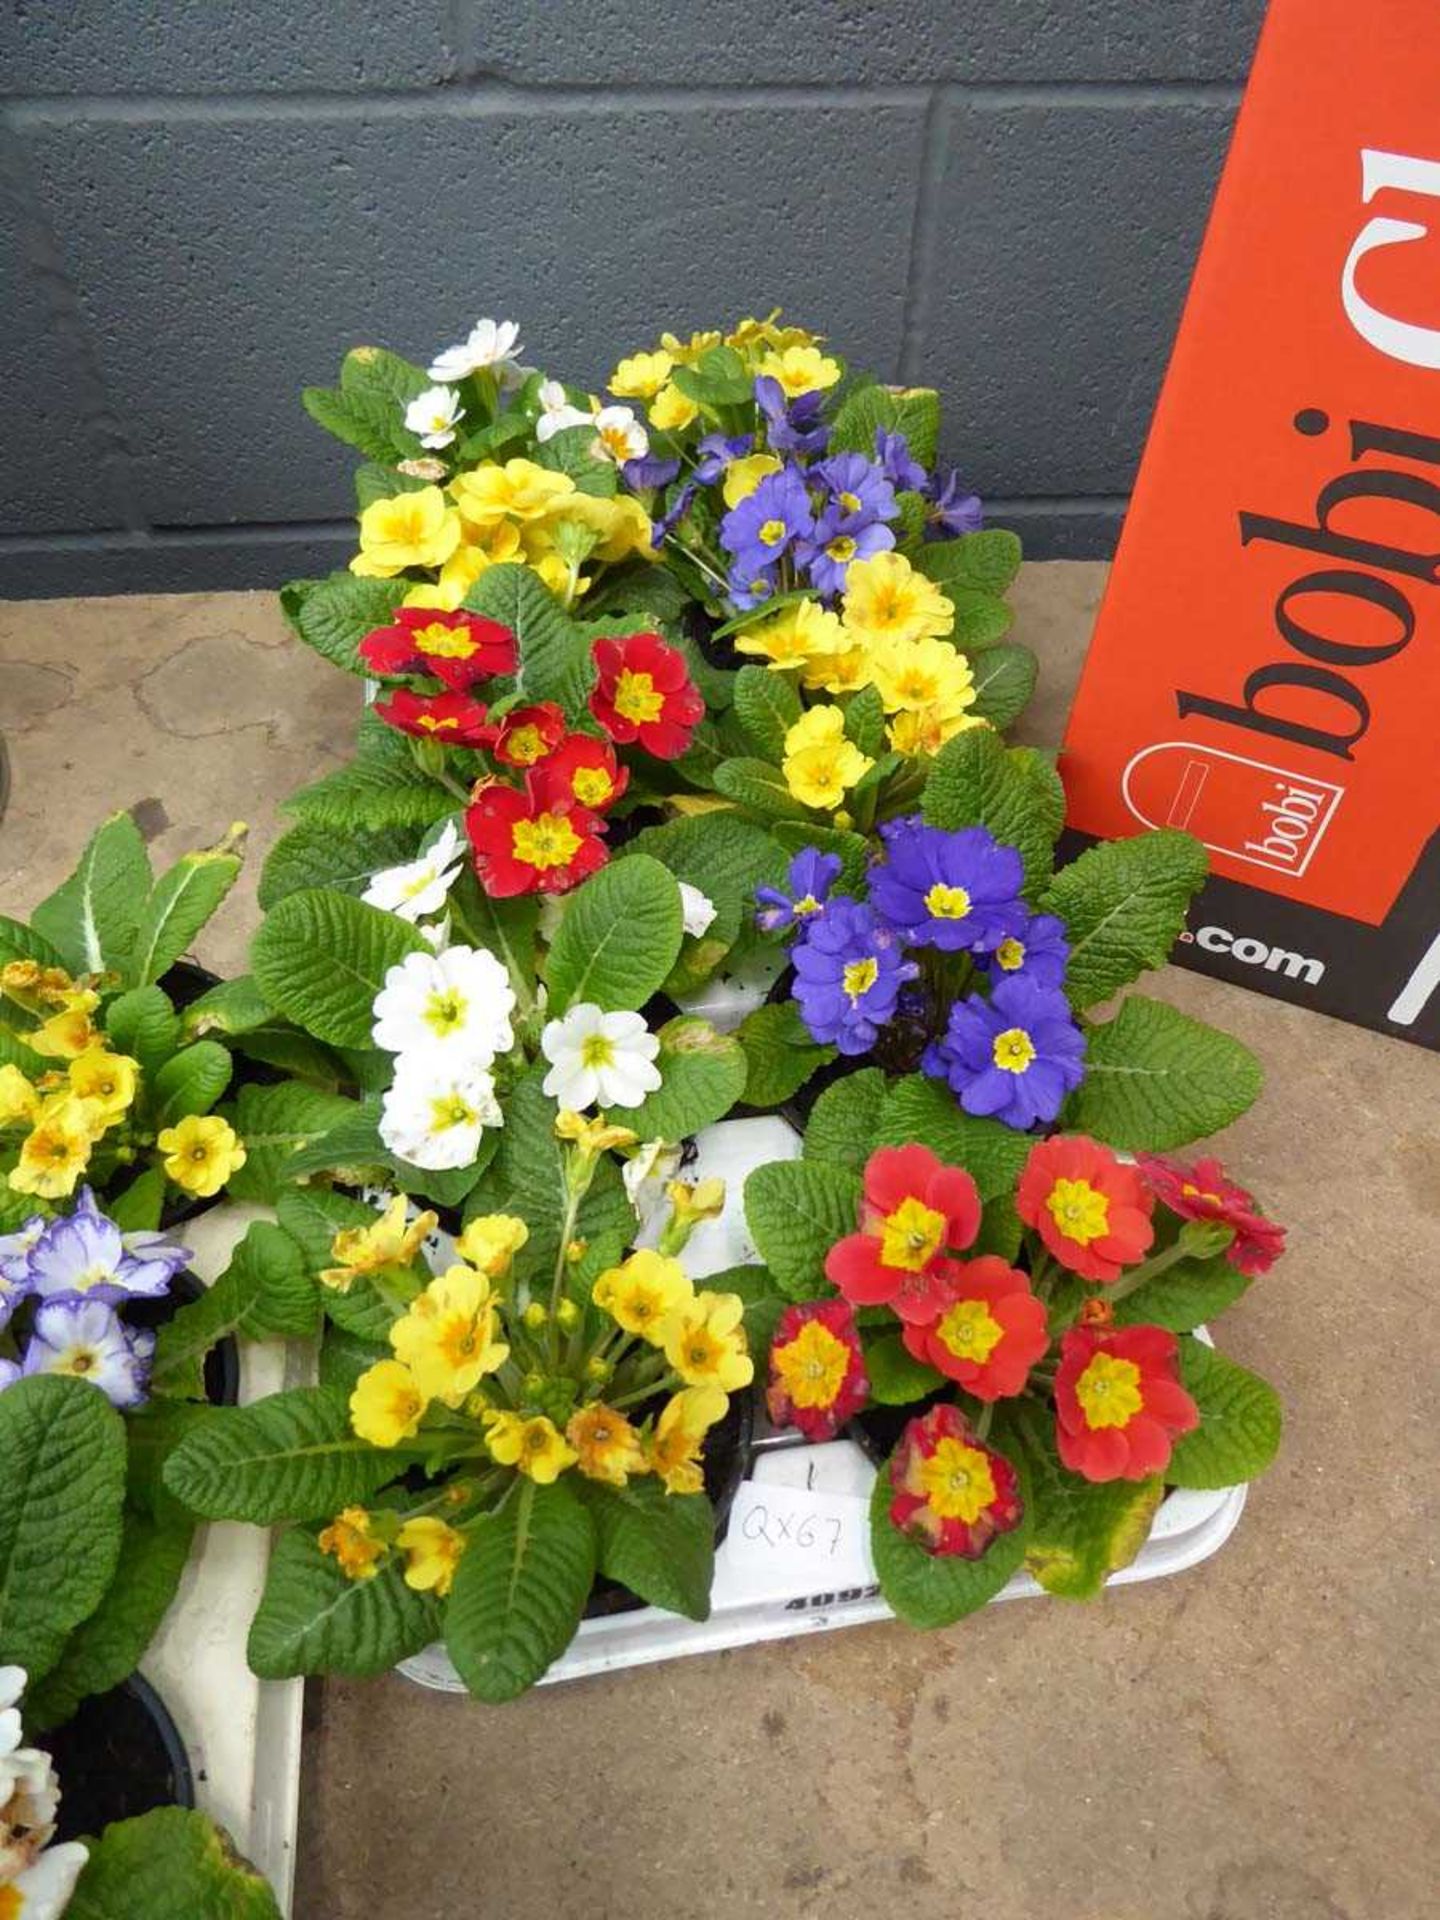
3;565;1437;1920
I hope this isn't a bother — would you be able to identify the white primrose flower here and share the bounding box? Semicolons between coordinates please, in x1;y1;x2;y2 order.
0;1666;89;1915
535;378;594;444
541;1003;661;1112
417;916;451;953
679;883;718;939
363;822;465;923
371;946;515;1066
403;384;465;450
591;404;649;467
428;317;524;384
379;1054;502;1170
622;1139;682;1222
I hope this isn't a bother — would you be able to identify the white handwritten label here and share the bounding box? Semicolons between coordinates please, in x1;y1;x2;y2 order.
723;1479;876;1598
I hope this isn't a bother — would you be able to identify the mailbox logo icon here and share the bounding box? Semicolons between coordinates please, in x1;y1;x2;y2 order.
1121;743;1344;879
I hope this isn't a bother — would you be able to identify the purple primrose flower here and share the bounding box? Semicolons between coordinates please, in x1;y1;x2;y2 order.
791;898;919;1056
869;818;1027;955
755;848;844;934
923;976;1086;1131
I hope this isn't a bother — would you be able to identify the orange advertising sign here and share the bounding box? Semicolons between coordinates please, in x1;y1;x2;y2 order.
1061;0;1440;1046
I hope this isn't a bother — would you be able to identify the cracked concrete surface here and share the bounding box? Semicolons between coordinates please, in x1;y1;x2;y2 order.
2;565;1437;1920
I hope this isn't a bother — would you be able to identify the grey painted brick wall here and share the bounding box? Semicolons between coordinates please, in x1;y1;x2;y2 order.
0;1;1266;598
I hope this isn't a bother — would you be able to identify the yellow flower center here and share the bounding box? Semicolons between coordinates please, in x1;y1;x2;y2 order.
429;1092;478;1131
614;668;665;724
838;490;862;513
413;622;475;658
1181;1182;1225;1206
1074;1352;1144;1429
511;811;582;870
415;713;459;733
935;1298;1005;1365
572;766;613;807
759;517;789;548
423;987;468;1037
842;956;879;1000
826;535;858;563
793;893;821;917
0;1885;22;1920
581;1032;615;1069
61;1348;97;1376
438;1314;483;1367
992;1026;1037;1073
505;725;547;764
918;1438;998;1523
684;1331;724;1375
994;937;1026;972
190;1143;212;1165
1046;1177;1110;1245
925;882;971;921
878;1196;948;1272
773;1321;852;1409
598;422;633;461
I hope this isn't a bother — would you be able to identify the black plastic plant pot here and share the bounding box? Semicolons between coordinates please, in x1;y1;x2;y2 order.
126;1269;240;1408
47;1673;195;1844
584;1385;756;1620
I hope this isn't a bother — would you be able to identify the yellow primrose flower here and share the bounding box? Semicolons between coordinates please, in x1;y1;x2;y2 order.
726;311;810;352
781;705;874;811
451;458;576;526
566;1403;649;1488
350;1359;428;1449
454;1213;529;1280
610;349;674;400
889;706;990;757
390;1264;509;1407
842;551;954;647
528;549;588;599
647;1385;729;1494
28;1005;99;1060
482;1410;577;1484
592;1248;694;1345
721;452;782;509
649;382;699;432
9;1096;100;1198
867;633;976;718
802;641;875;696
157;1113;247;1197
318;1507;387;1583
735;597;846;673
663;1290;754;1393
321;1193;437;1295
0;1064;39;1128
66;1048;139;1125
758;344;841;398
659;328;723;367
350;487;461;578
540;491;654;564
554;1110;639;1158
396;1516;466;1597
666;1178;726;1226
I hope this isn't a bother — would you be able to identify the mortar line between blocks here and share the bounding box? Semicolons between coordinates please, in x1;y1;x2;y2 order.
898;84;951;384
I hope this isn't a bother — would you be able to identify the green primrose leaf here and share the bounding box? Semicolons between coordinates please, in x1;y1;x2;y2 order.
127;845;243;988
802;1067;886;1172
221;1081;363;1203
68;1805;283;1920
712;757;813;823
1065;995;1264;1150
736;1002;835;1109
580;1477;715;1621
616;1015;748;1140
967;643;1038;729
150;1040;233;1128
743;1158;861;1300
251;888;428;1047
279;572;408;676
918;528;1024;598
258;818;421;910
545;854;684;1013
733;664;801;760
863;1331;945;1406
1165;1339;1282;1489
921;729;1065;896
151;1222;319;1399
998;1396;1162;1601
830;384;941;468
868;1447;1030;1628
31;810;151;976
104;986;181;1077
162;1386;402;1524
875;1074;1029;1201
1042;829;1209;1011
247;1526;441;1680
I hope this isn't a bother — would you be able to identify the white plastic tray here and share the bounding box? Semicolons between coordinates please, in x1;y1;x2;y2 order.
142;1202;308;1917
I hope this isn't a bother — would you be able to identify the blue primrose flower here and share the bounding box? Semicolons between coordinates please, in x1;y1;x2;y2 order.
695;432;753;484
869;818;1027;954
17;1188;189;1307
755;375;829;457
19;1297;155;1410
985;912;1070;990
792;899;919;1055
649;481;699;549
621;453;681;492
755;847;844;933
924;976;1086;1131
925;467;984;539
719;466;816;579
814;452;899;528
873;426;927;494
800;509;895;599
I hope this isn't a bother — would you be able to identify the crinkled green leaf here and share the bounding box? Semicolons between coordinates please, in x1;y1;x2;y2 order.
617;1015;747;1140
1000;1396;1161;1600
300;345;429;465
830;384;940;468
863;1331;944;1406
1043;830;1209;1010
179;974;271;1038
803;1067;886;1171
247;1525;440;1680
1067;995;1264;1150
968;643;1037;728
918;528;1024;598
152;1221;319;1398
163;1387;402;1524
448;870;540;1014
252;888;428;1047
921;728;1065;895
875;1074;1029;1201
150;1040;232;1128
223;1081;362;1202
258;817;420;910
733;665;800;760
464;563;597;710
770;819;871;897
581;1477;714;1621
108;1167;165;1233
281;724;451;833
0;1376;127;1681
31;811;151;976
69;1805;282;1919
0;915;65;970
480;1066;633;1284
712;756;812;822
1166;1339;1282;1489
445;1478;596;1701
1111;1248;1252;1331
127;848;242;988
736;1001;834;1109
869;1445;1030;1627
743;1158;860;1300
103;985;180;1077
546;854;683;1013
